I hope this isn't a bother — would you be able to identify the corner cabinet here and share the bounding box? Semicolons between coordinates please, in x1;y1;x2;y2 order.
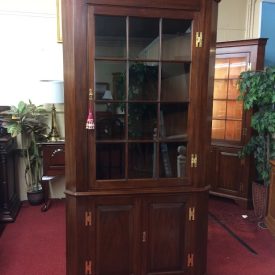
62;1;220;274
208;39;267;208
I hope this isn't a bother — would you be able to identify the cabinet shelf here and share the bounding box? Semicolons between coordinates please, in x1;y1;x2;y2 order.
212;117;242;121
214;77;239;80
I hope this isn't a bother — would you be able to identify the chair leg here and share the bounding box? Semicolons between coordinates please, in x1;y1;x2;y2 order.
40;179;51;212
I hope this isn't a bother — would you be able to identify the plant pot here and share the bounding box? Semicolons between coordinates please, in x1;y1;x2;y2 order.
27;189;44;206
252;181;268;220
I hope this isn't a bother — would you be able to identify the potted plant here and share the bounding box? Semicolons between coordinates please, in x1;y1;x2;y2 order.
238;66;275;224
0;101;49;205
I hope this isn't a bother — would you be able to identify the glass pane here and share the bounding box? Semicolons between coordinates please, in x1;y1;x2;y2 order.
129;17;159;60
129;62;158;100
213;80;228;99
96;143;125;179
96;104;126;140
161;63;190;101
160;104;188;140
211;120;225;140
96;100;125;114
128;143;154;178
212;100;226;119
162;19;192;61
95;61;126;100
225;121;242;141
160;142;187;178
128;103;157;139
229;57;247;78
226;101;243;120
95;16;126;58
228;79;240;100
215;58;229;79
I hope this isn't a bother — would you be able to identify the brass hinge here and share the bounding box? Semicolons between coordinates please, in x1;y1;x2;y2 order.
196;32;203;47
191;154;198;168
85;211;92;226
85;260;92;275
187;253;194;267
247;62;252;71
189;207;196;221
89;88;94;100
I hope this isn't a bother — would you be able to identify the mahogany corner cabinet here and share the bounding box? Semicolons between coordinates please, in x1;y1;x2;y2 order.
62;0;220;274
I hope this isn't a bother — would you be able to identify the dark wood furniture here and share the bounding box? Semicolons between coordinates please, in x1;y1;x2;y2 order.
39;141;65;211
0;134;21;222
62;0;220;274
266;160;275;235
208;39;267;208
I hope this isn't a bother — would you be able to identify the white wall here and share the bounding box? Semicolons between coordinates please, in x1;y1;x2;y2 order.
0;0;65;201
217;0;249;41
0;1;63;105
0;0;260;201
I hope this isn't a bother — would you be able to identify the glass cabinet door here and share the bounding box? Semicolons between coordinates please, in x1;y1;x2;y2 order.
211;54;249;143
91;14;193;184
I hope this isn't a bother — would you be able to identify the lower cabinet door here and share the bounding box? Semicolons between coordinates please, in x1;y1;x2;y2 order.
142;194;195;275
209;146;250;207
94;196;140;275
70;193;207;275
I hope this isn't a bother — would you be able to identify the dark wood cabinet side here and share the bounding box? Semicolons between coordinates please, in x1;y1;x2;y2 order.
0;135;21;222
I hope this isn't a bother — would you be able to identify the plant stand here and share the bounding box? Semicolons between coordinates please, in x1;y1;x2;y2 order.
252;181;268;228
265;160;275;235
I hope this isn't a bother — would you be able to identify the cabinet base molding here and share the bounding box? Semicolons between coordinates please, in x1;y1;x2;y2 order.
65;185;210;197
209;191;252;209
265;215;275;236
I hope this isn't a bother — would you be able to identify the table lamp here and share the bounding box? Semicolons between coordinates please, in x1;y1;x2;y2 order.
102;90;113;112
40;80;64;141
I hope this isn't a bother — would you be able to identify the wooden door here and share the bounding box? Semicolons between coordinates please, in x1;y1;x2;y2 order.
210;146;247;202
142;195;192;275
86;5;205;190
94;196;140;275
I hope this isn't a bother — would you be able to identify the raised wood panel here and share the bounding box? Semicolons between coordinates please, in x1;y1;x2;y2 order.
95;197;139;275
145;199;186;274
218;150;242;194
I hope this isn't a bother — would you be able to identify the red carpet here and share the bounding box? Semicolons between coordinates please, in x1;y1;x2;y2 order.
0;200;65;275
0;197;275;275
208;196;275;275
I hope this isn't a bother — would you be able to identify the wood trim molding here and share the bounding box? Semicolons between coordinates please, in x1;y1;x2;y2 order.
245;0;257;39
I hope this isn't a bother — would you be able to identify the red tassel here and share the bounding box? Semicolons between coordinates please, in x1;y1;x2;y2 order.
86;106;95;130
